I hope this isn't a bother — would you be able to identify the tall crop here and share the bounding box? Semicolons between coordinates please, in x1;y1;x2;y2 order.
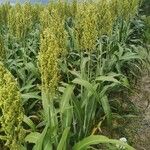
0;63;24;150
0;0;144;149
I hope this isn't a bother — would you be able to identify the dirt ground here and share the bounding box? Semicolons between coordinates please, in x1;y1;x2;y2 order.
126;73;150;150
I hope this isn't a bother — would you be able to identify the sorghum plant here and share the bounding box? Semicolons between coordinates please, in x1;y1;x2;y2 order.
0;63;24;150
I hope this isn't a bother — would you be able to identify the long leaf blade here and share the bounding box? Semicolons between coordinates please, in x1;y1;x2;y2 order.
73;135;135;150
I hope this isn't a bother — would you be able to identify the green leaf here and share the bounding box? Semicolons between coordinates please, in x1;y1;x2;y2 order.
20;84;36;92
57;127;70;150
43;143;52;150
21;92;41;103
23;115;36;131
25;62;39;77
96;75;121;84
20;145;27;150
73;135;135;150
43;133;52;150
107;72;122;77
25;132;41;143
33;125;49;150
72;78;95;94
99;83;118;98
69;70;81;78
60;85;74;128
121;53;141;61
60;85;75;113
101;95;112;127
81;57;89;79
72;95;83;128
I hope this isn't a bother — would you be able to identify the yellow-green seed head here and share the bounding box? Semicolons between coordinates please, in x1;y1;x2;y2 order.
0;63;24;150
76;2;98;51
38;28;60;94
40;7;67;54
8;3;33;39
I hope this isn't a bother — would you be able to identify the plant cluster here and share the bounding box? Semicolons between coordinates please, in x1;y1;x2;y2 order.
0;0;147;150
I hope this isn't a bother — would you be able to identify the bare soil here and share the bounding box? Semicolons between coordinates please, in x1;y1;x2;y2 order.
125;73;150;150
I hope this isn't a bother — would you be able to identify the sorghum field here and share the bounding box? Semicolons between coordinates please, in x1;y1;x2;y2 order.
0;0;150;150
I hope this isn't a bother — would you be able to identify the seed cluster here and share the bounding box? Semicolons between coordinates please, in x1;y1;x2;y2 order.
0;63;24;150
76;3;98;51
8;3;33;39
38;28;60;94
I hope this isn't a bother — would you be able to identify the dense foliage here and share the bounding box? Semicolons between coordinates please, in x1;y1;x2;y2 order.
0;0;147;150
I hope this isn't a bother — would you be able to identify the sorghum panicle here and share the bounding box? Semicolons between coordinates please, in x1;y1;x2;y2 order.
38;28;60;95
8;3;33;39
76;2;98;51
0;63;24;150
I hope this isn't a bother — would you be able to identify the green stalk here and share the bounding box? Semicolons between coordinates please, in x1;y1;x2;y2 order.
97;41;103;76
42;90;58;147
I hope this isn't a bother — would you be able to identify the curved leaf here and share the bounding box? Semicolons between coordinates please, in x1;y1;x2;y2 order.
96;75;121;84
73;135;135;150
25;132;40;143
